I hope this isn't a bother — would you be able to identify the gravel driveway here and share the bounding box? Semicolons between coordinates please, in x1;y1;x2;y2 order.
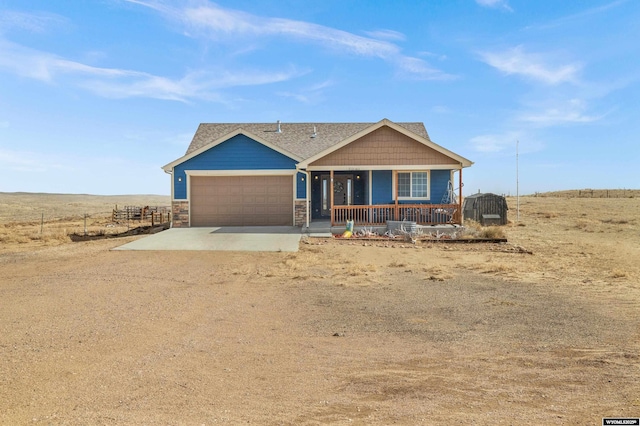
1;237;638;424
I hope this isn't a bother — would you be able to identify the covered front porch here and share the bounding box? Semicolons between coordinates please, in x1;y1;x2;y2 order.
332;203;461;226
304;169;463;227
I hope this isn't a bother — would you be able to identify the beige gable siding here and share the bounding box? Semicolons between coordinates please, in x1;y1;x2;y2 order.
309;126;455;167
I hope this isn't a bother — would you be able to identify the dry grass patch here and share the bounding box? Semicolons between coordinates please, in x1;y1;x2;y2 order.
611;270;629;279
463;219;482;231
462;220;506;239
346;264;378;277
0;222;72;245
482;262;514;274
422;266;454;281
575;218;598;231
478;226;506;239
601;218;632;225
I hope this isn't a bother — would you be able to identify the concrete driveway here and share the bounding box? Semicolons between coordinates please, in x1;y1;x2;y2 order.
112;226;302;252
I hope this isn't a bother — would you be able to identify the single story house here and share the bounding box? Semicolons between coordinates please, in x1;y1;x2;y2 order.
162;118;473;228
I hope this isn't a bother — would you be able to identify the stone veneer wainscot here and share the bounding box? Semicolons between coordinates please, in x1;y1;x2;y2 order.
172;201;189;228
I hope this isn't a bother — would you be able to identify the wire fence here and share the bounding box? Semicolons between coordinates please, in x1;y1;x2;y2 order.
1;206;171;238
530;189;639;198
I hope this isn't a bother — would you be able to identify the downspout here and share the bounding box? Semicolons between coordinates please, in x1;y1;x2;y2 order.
163;168;174;228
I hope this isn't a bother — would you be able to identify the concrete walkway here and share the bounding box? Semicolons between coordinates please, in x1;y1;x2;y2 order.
112;226;302;252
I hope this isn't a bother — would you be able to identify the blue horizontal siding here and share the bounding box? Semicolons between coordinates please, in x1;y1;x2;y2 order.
371;169;453;205
173;134;297;199
371;170;393;204
430;170;451;203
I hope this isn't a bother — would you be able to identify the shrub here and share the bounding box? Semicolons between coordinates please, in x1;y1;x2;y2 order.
464;219;482;231
478;226;505;239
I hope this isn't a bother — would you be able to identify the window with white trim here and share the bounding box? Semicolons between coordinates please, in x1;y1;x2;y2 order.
398;171;429;199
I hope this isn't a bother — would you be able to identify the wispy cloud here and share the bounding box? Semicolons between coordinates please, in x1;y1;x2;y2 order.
469;131;521;153
0;39;303;101
81;67;304;102
517;99;606;126
276;79;335;104
525;0;629;30
475;0;513;12
479;45;581;85
0;10;68;34
363;29;406;42
418;51;448;61
0;148;66;173
396;57;455;80
0;39;144;82
431;105;452;114
126;0;454;80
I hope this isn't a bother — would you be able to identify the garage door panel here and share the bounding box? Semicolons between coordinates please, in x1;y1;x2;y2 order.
190;175;293;226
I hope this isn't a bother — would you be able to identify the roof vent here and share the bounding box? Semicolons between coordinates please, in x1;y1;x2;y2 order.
276;120;282;133
311;125;317;138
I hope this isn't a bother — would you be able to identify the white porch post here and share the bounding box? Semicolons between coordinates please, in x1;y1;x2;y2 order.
330;170;334;226
306;171;311;228
459;167;463;224
394;170;399;220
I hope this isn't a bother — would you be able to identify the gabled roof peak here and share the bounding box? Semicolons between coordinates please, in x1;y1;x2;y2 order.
185;120;431;160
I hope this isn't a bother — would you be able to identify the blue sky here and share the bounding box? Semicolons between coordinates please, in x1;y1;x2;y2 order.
0;0;638;195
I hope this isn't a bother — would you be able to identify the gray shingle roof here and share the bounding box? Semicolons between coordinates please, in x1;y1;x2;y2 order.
185;121;431;160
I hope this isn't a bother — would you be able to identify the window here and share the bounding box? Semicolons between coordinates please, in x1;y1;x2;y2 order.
398;171;429;199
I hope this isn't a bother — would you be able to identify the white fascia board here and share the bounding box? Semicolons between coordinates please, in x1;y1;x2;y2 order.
306;164;464;171
185;169;297;177
161;128;303;172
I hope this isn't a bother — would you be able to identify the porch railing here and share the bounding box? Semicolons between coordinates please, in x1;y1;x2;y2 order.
332;204;461;226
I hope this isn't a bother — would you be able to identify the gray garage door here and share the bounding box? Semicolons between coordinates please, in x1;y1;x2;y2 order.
190;175;293;226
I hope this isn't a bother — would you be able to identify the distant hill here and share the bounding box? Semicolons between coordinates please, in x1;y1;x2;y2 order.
528;189;639;198
0;192;170;222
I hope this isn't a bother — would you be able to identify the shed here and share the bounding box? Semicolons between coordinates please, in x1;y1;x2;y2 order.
463;193;508;226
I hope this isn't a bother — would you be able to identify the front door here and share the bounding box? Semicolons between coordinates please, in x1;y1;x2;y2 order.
320;174;353;217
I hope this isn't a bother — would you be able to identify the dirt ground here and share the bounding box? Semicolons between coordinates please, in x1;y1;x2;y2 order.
1;194;639;424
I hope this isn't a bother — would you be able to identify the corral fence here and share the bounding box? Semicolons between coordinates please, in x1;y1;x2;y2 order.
112;205;171;225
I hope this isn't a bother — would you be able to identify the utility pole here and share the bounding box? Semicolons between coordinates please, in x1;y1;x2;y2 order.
516;140;520;222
